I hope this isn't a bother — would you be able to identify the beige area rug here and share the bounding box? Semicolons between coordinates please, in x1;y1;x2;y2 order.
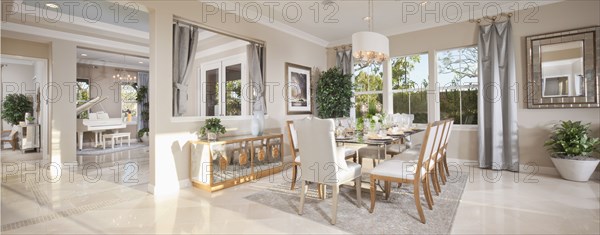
245;173;467;234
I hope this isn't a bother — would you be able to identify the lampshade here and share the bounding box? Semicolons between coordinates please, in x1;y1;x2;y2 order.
352;31;389;64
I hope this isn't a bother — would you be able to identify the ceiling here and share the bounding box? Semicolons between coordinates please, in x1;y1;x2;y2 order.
3;0;564;49
77;48;149;71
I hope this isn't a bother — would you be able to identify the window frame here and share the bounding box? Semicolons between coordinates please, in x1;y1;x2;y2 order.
435;45;479;126
120;83;138;122
198;53;248;117
390;52;430;123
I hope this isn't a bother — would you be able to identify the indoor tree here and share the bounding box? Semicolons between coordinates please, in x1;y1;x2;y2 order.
316;67;354;118
1;93;33;126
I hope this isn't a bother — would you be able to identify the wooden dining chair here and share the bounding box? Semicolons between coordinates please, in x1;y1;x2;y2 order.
1;125;20;151
287;120;357;191
437;119;454;185
295;117;362;225
369;120;444;224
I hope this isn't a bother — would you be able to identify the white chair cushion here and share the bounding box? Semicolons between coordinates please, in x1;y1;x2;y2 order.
391;149;419;161
332;161;361;185
370;159;426;180
336;147;349;170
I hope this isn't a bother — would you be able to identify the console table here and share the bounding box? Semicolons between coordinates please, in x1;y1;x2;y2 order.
189;133;284;192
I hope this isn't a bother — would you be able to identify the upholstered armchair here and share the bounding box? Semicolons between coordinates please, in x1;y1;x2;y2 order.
294;117;362;225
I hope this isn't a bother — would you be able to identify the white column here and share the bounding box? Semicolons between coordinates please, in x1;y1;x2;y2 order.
382;59;393;114
50;40;77;164
428;51;440;122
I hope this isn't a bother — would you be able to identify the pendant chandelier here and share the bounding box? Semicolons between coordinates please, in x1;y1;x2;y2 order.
112;55;137;83
352;0;389;65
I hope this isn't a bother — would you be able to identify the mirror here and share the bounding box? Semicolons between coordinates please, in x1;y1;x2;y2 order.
526;26;599;108
172;18;265;118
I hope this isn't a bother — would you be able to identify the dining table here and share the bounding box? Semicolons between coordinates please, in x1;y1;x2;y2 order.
336;128;425;166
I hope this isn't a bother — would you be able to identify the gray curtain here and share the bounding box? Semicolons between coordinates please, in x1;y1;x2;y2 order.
248;44;266;114
477;21;519;171
137;71;149;130
172;22;199;116
336;48;352;75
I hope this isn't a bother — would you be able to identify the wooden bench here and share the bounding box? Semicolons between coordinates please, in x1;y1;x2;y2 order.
102;132;130;149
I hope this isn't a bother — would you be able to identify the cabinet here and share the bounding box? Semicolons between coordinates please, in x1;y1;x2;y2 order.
189;133;283;192
19;124;40;153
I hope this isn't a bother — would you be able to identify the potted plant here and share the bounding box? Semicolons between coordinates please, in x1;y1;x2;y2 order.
315;67;354;118
544;120;600;182
200;118;226;141
136;85;149;142
1;94;33;126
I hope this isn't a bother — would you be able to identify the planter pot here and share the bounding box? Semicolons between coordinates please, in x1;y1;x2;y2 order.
550;157;600;182
207;132;218;141
141;133;149;143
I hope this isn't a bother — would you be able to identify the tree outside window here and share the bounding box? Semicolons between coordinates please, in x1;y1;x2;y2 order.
353;63;383;123
437;47;478;125
391;53;429;123
121;83;138;118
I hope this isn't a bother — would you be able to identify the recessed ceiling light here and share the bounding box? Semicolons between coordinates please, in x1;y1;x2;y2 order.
138;61;144;64
81;53;87;56
362;16;371;21
420;1;428;6
45;3;59;9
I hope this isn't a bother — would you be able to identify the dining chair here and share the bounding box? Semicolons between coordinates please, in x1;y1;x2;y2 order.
368;121;444;224
1;125;20;151
437;119;454;185
294;117;362;225
392;119;450;195
287;120;356;191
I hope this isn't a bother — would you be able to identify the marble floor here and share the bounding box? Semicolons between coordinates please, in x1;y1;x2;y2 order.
1;148;598;234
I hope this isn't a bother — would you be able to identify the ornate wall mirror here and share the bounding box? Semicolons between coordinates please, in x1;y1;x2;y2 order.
526;26;600;108
172;17;266;118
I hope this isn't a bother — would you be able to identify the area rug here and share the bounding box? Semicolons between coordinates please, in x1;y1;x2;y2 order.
76;143;149;155
245;173;467;234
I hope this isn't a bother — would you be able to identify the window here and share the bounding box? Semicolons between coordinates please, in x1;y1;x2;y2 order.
353;63;383;121
200;55;247;117
76;79;90;119
391;53;429;123
437;47;478;125
121;83;138;119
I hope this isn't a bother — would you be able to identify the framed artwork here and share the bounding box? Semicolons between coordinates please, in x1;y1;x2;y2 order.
285;62;312;115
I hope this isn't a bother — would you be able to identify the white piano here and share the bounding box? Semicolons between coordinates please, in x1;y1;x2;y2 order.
76;97;126;150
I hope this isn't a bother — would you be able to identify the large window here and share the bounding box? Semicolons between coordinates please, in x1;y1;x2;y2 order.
437;46;478;125
76;79;90;119
121;83;138;119
391;53;429;123
353;63;383;121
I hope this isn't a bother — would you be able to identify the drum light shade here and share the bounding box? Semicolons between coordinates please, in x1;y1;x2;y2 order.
352;31;389;64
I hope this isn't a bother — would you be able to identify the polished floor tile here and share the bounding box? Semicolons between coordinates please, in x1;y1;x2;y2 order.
1;149;598;234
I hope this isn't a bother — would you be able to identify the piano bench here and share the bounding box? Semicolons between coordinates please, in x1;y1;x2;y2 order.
103;133;131;149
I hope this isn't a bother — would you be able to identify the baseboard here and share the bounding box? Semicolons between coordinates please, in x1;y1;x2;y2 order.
146;179;191;194
446;158;562;177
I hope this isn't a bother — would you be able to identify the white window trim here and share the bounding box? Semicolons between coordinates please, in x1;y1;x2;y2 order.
198;53;248;117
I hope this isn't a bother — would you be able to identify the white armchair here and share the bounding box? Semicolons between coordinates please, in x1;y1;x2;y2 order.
294;117;362;225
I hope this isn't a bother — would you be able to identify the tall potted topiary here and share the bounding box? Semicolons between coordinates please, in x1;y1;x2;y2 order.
545;120;600;181
315;67;354;118
1;94;33;126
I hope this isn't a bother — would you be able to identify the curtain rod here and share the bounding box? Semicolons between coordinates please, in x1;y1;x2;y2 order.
332;44;352;51
173;16;265;46
470;12;513;24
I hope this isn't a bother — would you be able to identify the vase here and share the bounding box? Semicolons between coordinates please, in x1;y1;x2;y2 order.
207;132;218;141
251;112;264;136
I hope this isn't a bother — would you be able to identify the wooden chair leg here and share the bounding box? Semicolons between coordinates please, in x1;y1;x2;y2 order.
290;165;298;190
299;181;307;214
384;181;391;200
422;177;433;210
369;177;376;213
438;161;447;185
413;180;426;224
331;185;339;225
355;177;362;208
443;155;450;176
431;169;441;195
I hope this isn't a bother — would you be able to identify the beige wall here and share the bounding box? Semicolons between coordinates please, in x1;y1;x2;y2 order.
328;0;600;168
1;37;50;59
142;1;327;193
